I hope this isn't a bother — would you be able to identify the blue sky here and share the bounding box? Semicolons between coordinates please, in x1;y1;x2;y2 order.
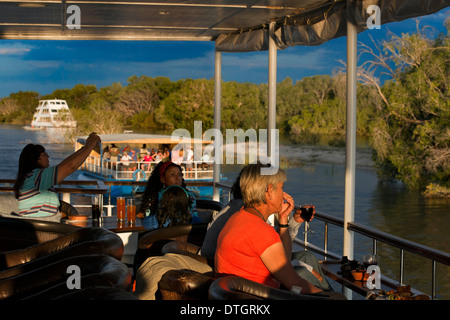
0;8;448;99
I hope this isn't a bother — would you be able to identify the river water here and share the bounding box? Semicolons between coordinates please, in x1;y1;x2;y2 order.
1;124;448;299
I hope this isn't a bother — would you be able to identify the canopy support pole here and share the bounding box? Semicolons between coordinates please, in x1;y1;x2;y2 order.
213;49;222;201
343;0;357;299
343;0;357;280
267;21;277;159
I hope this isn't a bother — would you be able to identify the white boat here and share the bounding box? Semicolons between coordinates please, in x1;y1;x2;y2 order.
29;99;77;128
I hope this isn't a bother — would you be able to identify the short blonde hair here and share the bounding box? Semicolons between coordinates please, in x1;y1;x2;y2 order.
239;163;286;207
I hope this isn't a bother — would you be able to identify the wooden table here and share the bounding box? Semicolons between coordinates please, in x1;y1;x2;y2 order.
63;216;146;233
320;260;427;298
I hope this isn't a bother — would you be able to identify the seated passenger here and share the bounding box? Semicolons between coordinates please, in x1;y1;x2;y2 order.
146;185;192;229
140;160;200;229
120;150;133;174
203;165;331;291
13;132;101;221
110;143;119;169
141;152;153;171
215;162;323;294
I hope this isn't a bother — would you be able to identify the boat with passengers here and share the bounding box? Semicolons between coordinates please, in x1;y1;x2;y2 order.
75;132;215;196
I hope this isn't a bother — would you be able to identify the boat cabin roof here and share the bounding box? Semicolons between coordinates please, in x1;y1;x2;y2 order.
76;133;213;146
1;1;447;51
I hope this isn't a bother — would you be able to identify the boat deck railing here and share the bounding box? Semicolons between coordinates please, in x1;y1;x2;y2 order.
81;155;214;181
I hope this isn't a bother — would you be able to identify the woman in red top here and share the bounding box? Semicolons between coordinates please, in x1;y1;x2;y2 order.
215;163;322;294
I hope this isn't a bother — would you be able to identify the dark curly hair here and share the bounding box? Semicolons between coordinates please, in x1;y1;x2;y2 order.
139;161;189;216
14;144;46;199
156;185;191;227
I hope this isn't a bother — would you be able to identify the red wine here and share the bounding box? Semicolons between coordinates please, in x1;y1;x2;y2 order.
300;206;313;222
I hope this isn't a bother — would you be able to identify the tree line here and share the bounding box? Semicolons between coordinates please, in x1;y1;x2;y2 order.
0;21;448;195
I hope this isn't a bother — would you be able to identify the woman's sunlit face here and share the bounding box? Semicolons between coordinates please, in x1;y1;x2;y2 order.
161;165;183;187
268;182;284;212
37;152;49;168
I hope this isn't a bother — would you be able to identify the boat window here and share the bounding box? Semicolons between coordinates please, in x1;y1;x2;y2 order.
51;109;58;113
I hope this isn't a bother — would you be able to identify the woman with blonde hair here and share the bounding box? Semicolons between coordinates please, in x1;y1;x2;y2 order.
215;163;324;294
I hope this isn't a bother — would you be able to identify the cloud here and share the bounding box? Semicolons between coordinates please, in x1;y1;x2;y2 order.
0;42;32;56
0;48;31;55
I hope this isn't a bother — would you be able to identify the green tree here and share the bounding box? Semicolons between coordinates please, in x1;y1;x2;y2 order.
155;78;215;132
0;91;39;124
360;20;449;190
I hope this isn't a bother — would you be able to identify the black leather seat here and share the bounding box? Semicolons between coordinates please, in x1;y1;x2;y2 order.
0;216;81;252
0;254;132;300
0;227;124;280
208;275;346;300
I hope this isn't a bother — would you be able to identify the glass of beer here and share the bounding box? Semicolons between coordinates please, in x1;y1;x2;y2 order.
127;198;136;225
117;196;126;221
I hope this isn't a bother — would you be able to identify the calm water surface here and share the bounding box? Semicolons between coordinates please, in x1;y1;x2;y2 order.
1;124;448;299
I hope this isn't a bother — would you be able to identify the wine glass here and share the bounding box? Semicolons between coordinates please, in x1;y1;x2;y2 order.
363;254;379;269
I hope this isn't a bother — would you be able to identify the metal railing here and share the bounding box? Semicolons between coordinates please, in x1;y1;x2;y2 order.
297;211;450;299
80;156;214;181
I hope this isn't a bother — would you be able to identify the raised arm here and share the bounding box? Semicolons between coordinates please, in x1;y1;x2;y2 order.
56;132;101;184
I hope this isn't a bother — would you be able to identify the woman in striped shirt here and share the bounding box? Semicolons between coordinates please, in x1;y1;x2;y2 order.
13;132;100;221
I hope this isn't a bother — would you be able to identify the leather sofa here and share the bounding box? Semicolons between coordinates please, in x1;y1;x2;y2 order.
0;216;80;252
208;275;346;300
158;268;218;300
0;254;132;300
0;217;128;300
0;226;124;274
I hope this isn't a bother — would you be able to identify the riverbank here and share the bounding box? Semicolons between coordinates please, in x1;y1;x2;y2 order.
424;183;450;199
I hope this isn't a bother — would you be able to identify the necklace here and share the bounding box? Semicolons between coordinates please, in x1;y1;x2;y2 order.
246;206;265;221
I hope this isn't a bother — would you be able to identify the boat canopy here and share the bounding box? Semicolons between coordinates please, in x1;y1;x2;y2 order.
76;133;213;146
0;1;447;50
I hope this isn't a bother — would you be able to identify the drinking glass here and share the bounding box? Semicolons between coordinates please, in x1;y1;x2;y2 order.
91;195;102;221
127;198;136;225
363;254;379;269
117;196;126;221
